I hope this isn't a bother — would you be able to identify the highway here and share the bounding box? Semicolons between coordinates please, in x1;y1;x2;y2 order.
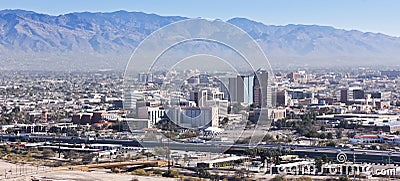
2;134;400;164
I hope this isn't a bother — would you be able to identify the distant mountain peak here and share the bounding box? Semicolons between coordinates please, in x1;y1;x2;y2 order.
228;17;268;27
0;9;49;16
0;9;399;71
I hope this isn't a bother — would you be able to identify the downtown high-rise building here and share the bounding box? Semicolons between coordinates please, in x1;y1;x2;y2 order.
253;69;274;108
228;74;254;104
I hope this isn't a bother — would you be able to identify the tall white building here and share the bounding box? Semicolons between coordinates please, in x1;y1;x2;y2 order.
206;99;229;117
228;74;254;104
136;106;165;127
123;90;143;110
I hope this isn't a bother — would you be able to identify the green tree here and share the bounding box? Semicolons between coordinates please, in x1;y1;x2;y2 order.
219;117;229;127
63;150;79;161
314;157;323;172
326;132;333;139
336;130;343;139
143;152;154;160
82;153;94;164
42;148;55;158
115;155;124;162
109;122;124;132
339;176;350;181
3;145;12;154
326;140;337;147
230;103;244;114
152;168;163;175
234;168;246;179
273;175;287;181
262;134;277;144
162;170;179;178
132;169;148;176
319;133;326;139
348;132;357;138
380;143;389;150
197;169;211;178
322;154;329;163
298;177;312;181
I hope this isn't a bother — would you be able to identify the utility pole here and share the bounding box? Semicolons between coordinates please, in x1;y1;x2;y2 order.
353;151;356;181
58;127;61;158
167;120;171;172
118;119;121;132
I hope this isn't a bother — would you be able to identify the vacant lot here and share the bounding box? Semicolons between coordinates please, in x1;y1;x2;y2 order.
0;159;175;181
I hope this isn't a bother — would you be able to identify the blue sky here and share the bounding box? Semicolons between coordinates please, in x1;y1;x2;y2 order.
1;0;399;36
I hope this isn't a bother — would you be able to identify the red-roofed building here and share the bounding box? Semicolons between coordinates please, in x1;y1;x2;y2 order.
350;134;383;144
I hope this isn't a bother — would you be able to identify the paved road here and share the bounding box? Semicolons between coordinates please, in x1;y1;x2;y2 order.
6;134;400;164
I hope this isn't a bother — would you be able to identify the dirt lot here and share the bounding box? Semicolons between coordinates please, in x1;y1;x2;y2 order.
0;160;175;181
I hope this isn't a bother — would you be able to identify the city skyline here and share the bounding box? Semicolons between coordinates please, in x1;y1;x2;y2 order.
1;1;400;180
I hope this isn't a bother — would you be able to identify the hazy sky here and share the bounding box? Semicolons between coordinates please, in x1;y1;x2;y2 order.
1;0;399;36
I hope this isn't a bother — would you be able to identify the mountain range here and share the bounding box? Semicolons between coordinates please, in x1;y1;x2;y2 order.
0;9;399;71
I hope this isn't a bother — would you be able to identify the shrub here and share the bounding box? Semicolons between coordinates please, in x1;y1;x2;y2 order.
273;175;287;181
339;176;350;181
152;168;163;175
42;148;55;158
132;168;148;176
82;153;94;165
162;170;179;178
111;167;121;173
